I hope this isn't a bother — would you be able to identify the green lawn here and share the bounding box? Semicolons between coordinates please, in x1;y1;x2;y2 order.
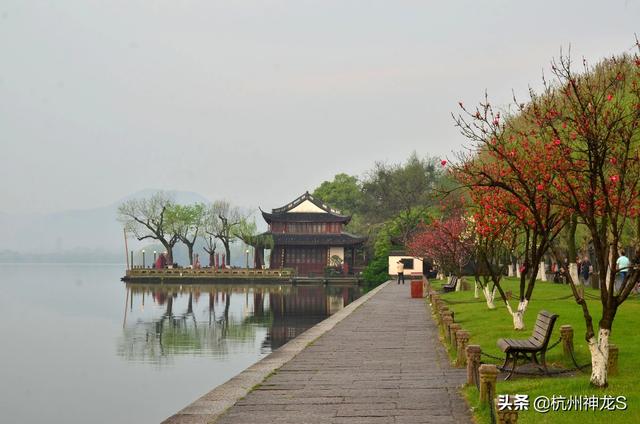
430;277;640;424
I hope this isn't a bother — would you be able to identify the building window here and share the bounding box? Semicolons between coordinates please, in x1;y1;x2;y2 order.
401;258;414;269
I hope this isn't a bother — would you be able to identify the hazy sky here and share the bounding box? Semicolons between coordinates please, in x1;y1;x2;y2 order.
1;0;639;214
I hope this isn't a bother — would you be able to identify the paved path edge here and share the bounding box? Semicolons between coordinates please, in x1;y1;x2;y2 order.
162;281;391;424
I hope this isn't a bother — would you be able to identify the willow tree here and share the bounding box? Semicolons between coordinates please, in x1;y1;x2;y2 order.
234;217;274;269
168;203;206;265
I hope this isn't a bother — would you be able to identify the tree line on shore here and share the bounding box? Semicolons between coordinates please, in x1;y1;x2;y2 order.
118;195;272;267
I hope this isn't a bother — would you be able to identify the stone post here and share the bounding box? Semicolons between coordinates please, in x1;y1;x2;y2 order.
456;330;470;366
440;310;452;330
608;344;619;375
466;345;482;386
560;325;574;359
479;364;499;403
442;315;453;343
495;396;519;424
449;323;462;350
438;306;449;326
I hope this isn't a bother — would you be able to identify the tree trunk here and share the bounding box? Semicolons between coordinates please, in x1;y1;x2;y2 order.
224;242;231;265
506;299;528;330
208;252;215;267
254;248;263;269
187;244;194;266
567;214;578;263
588;328;610;387
569;263;580;286
161;241;174;265
474;281;480;299
537;261;547;281
482;285;497;310
605;247;614;291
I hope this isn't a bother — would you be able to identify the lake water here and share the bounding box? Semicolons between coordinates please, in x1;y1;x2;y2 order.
0;263;362;424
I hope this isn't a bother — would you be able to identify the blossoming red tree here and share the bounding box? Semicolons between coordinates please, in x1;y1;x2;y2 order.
452;96;568;330
453;43;640;387
407;214;473;281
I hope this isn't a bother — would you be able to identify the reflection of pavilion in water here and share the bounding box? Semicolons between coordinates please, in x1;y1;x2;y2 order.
118;284;361;363
265;286;359;350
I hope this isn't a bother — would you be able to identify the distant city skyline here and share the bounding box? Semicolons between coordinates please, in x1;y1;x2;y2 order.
2;0;640;214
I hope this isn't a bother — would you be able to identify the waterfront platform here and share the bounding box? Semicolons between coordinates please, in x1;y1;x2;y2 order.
122;268;362;284
163;281;471;424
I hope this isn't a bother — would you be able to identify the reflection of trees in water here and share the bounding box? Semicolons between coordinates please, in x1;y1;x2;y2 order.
118;284;361;363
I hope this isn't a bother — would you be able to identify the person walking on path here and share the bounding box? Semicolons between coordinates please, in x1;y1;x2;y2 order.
396;260;405;284
616;251;630;292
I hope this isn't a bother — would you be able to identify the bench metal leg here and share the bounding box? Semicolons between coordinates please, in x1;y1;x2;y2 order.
540;351;548;373
505;352;518;380
501;352;511;370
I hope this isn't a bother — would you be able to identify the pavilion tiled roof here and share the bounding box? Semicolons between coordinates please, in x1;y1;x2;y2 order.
261;211;351;224
260;191;352;224
263;232;366;246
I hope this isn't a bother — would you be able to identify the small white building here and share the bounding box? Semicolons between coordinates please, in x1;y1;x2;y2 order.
388;255;424;275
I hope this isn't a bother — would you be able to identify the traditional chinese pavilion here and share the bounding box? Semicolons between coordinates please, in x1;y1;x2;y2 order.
261;192;366;276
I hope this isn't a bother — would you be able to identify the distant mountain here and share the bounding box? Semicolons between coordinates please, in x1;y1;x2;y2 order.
0;189;212;262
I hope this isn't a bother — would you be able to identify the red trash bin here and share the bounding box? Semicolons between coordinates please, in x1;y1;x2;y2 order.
411;280;423;298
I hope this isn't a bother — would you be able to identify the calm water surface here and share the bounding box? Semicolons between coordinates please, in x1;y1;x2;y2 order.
0;263;362;424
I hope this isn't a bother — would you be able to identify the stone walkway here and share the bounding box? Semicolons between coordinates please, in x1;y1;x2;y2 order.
214;282;471;424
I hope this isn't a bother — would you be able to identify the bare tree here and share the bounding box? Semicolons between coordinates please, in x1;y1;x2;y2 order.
118;192;178;264
202;234;217;267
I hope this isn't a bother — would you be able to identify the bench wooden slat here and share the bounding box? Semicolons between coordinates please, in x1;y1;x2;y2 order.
496;310;558;353
442;276;459;293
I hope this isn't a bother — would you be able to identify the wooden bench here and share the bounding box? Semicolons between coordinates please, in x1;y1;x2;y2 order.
497;310;559;379
442;275;459;293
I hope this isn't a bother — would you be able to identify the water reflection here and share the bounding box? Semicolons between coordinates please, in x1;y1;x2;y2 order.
118;284;362;364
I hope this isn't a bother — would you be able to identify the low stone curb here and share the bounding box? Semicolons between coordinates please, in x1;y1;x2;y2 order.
162;281;390;424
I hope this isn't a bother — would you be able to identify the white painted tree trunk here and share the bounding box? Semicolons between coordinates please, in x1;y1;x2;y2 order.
588;328;610;387
569;263;580;286
505;299;528;330
474;282;480;299
508;264;515;277
515;262;521;278
456;277;462;292
537;262;547;281
482;285;497;309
